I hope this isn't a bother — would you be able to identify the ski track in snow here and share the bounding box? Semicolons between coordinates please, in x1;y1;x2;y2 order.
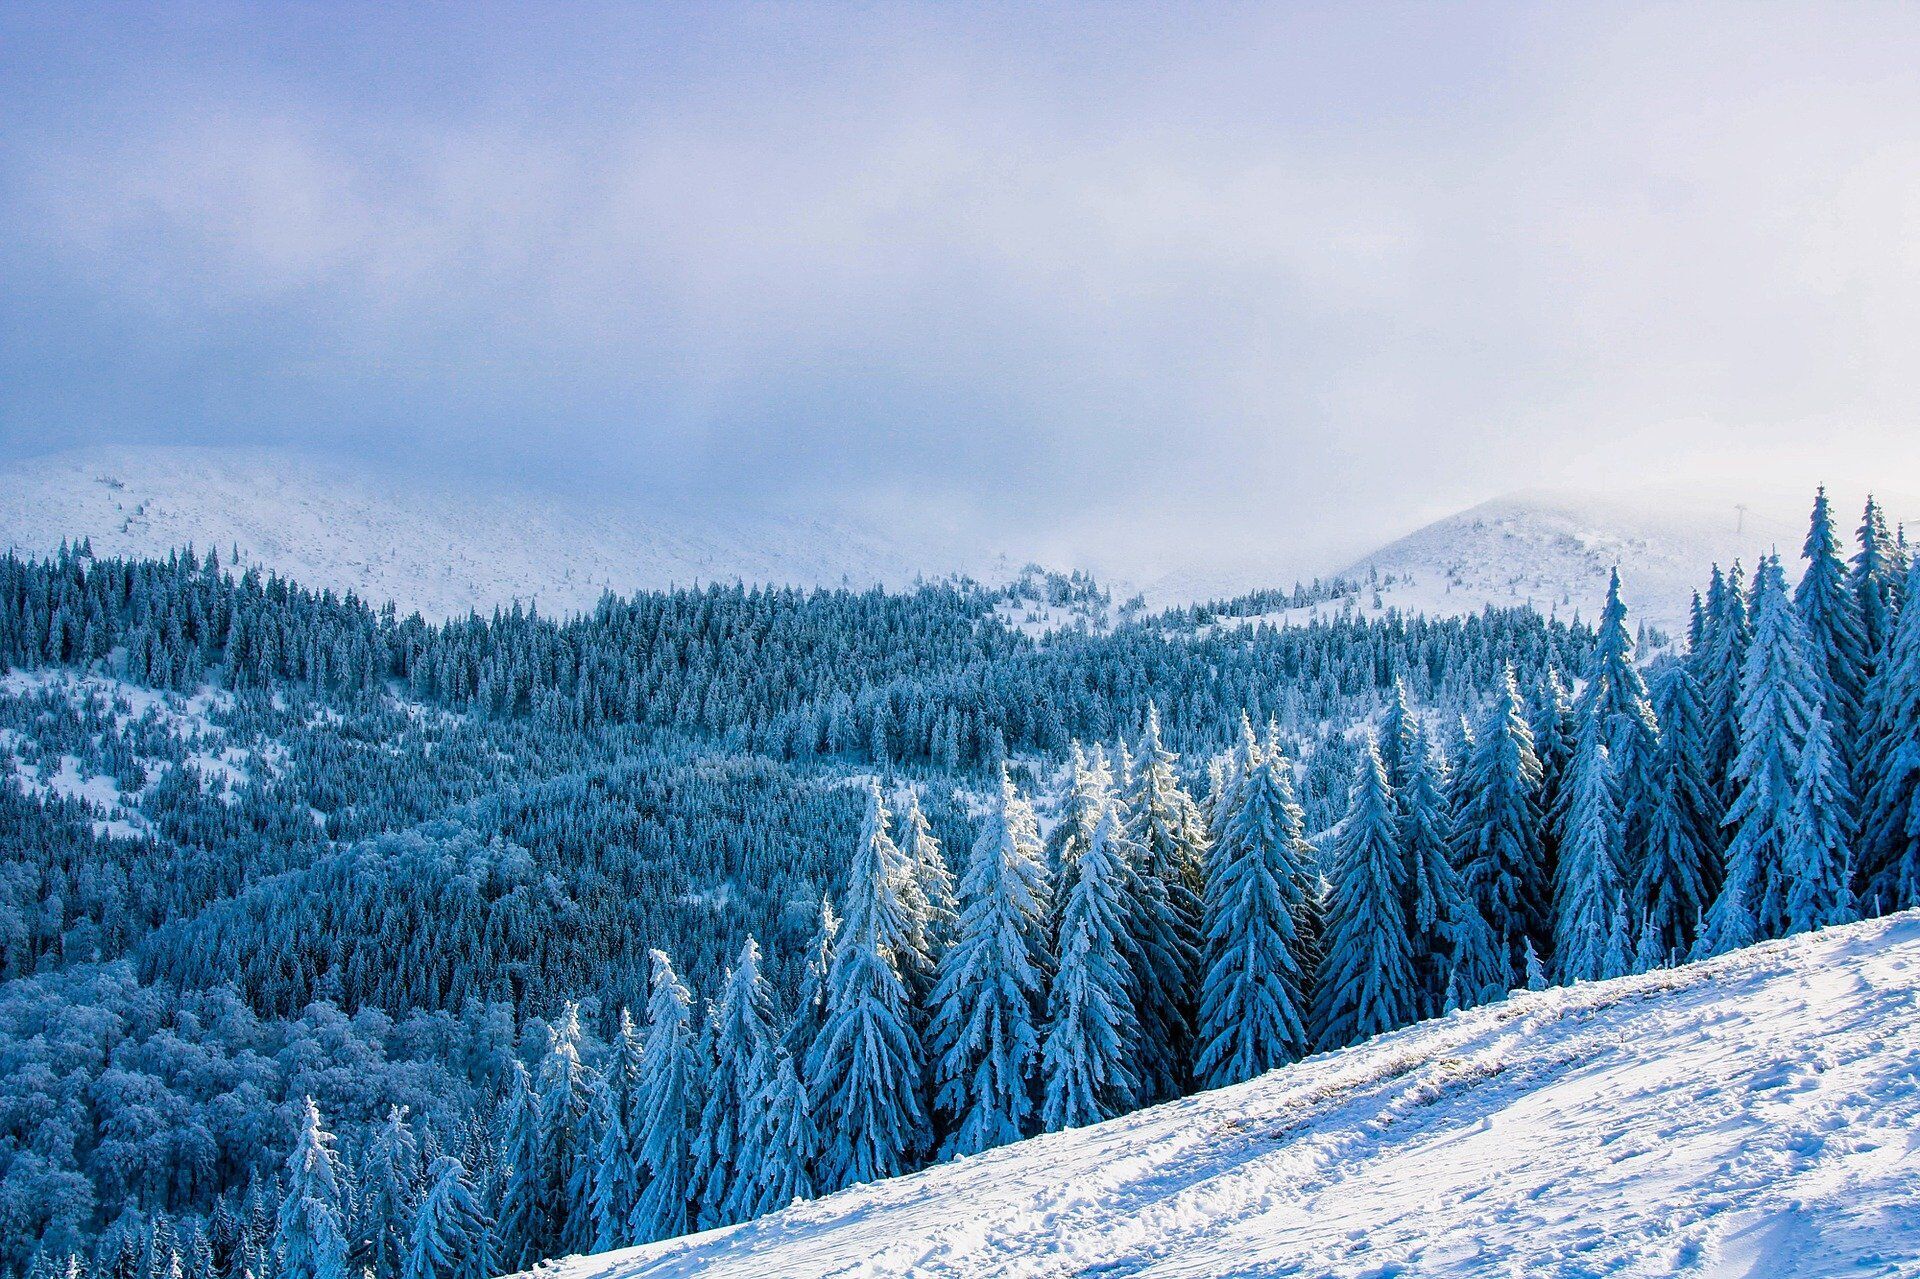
535;914;1920;1279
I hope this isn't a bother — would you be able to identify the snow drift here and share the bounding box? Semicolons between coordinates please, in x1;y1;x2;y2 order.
531;912;1920;1278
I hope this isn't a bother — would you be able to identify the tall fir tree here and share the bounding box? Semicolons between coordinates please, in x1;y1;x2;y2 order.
744;1052;818;1217
355;1107;420;1279
1528;667;1577;889
402;1158;492;1279
691;938;776;1229
1858;564;1920;912
1314;735;1416;1049
1552;723;1628;984
1123;706;1207;1101
807;784;929;1190
1695;562;1753;806
493;1063;544;1270
629;951;696;1245
538;1002;598;1255
588;1010;644;1252
1193;740;1316;1088
896;788;956;1005
274;1099;349;1279
1449;667;1547;998
784;901;838;1066
1575;571;1660;877
930;768;1051;1158
1796;487;1870;766
1635;664;1723;960
1856;495;1902;666
1398;721;1465;1020
1041;801;1140;1131
1784;704;1854;936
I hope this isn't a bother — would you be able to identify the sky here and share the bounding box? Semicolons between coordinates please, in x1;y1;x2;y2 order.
4;2;1920;573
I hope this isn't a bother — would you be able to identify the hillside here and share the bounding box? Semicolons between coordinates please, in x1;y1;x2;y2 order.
535;913;1920;1279
0;446;1021;620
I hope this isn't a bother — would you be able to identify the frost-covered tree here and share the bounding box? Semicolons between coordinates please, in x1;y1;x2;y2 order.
896;788;956;1005
1315;735;1415;1048
1796;487;1869;761
691;938;775;1228
1576;571;1659;871
1635;665;1723;960
1783;705;1854;935
629;950;696;1245
274;1099;349;1279
744;1052;817;1217
1695;562;1753;804
807;786;928;1190
1856;495;1903;665
1194;741;1315;1088
1041;801;1139;1131
1123;706;1207;1101
784;901;838;1065
538;1002;599;1254
1398;722;1464;1019
402;1158;491;1279
1714;557;1826;943
1857;563;1920;914
930;768;1050;1158
1529;668;1577;885
1450;668;1546;996
1552;724;1627;984
355;1107;419;1279
589;1010;644;1251
493;1062;544;1269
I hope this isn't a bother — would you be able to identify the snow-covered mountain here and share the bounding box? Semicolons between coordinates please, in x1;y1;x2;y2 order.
533;913;1920;1279
0;446;1024;620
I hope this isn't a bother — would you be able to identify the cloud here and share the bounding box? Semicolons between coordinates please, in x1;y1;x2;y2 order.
5;3;1920;574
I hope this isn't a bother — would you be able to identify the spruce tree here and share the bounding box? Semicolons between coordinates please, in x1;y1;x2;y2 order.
1193;741;1315;1088
355;1107;420;1279
1552;723;1627;984
807;785;929;1190
1796;487;1870;764
896;788;956;1004
537;1002;598;1255
402;1158;492;1279
1858;565;1920;913
630;950;695;1245
1449;668;1547;998
1635;664;1723;960
1398;722;1464;1020
1314;735;1415;1049
1783;705;1854;935
274;1099;349;1279
1040;801;1140;1131
784;901;838;1066
691;938;775;1229
930;768;1050;1158
588;1010;644;1252
1695;562;1753;805
1123;706;1206;1100
1576;571;1659;875
1856;495;1902;664
745;1052;818;1217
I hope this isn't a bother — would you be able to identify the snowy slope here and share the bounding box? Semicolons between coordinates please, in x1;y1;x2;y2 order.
0;446;1023;620
536;914;1920;1279
1330;487;1917;639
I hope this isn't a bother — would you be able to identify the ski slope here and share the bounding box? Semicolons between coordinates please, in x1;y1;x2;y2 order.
535;914;1920;1279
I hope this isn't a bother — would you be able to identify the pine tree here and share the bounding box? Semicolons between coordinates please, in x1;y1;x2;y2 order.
1695;562;1753;805
691;938;775;1228
493;1062;545;1269
1314;735;1415;1049
274;1099;349;1279
1858;563;1920;914
1857;495;1902;664
589;1010;644;1252
402;1158;492;1279
1193;741;1316;1088
355;1107;420;1279
1716;557;1826;943
744;1052;818;1217
930;768;1050;1158
1576;571;1659;876
629;950;695;1245
1796;487;1870;764
1528;668;1577;887
807;785;929;1190
1450;668;1547;998
896;788;956;1007
538;1002;598;1255
1398;722;1464;1020
1043;743;1109;935
1552;723;1627;983
784;900;838;1065
1041;801;1140;1131
1124;706;1206;1100
1783;705;1854;935
1635;664;1723;960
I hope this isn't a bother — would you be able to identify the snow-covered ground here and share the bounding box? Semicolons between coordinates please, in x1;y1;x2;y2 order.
535;913;1920;1279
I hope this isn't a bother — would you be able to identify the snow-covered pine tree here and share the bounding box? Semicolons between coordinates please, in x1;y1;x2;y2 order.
807;785;929;1190
1552;721;1627;984
691;938;775;1229
274;1099;350;1279
1714;556;1826;943
629;950;696;1245
1575;571;1659;876
1043;742;1107;941
1858;564;1920;913
1040;800;1140;1131
930;767;1050;1158
744;1051;818;1217
1314;734;1415;1049
1377;681;1422;802
783;900;838;1066
1398;721;1464;1020
1796;487;1870;766
355;1107;419;1279
1695;562;1753;806
1449;667;1547;998
538;1002;598;1254
1635;664;1723;960
1123;705;1206;1101
1528;667;1577;887
402;1157;492;1279
1783;703;1854;935
1856;495;1902;666
588;1009;644;1252
1193;741;1316;1088
897;788;956;1002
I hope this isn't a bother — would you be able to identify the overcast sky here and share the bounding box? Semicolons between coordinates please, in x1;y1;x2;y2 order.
5;2;1920;570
